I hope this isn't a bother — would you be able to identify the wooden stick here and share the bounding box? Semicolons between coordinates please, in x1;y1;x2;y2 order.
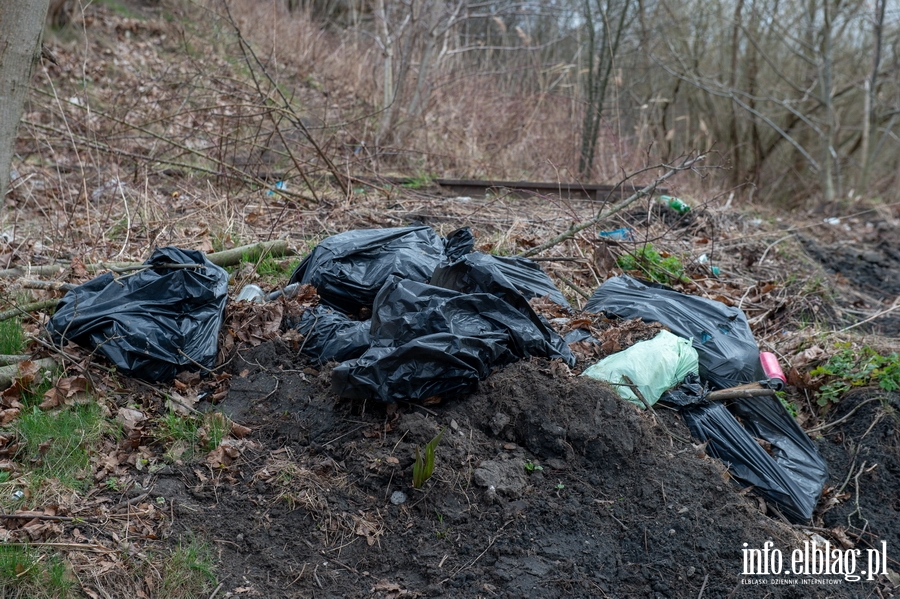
1;542;113;553
0;354;32;365
706;383;775;401
836;298;900;333
0;512;99;523
0;240;290;279
0;299;61;322
556;274;592;299
20;280;77;292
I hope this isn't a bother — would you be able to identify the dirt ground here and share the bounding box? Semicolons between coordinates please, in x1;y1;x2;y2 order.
3;3;900;597
135;338;898;599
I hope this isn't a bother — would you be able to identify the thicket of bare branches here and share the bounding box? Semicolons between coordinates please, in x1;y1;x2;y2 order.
27;0;900;206
241;0;900;203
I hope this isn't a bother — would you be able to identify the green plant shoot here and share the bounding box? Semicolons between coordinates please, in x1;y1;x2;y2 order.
412;428;445;489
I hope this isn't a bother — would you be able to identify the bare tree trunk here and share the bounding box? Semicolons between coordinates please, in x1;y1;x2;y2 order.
0;0;51;212
727;0;744;187
859;0;885;192
578;0;631;179
374;0;394;142
816;0;836;201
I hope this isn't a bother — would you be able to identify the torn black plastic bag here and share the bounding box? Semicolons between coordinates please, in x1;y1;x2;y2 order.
431;253;574;365
295;305;370;363
584;275;762;389
288;226;474;314
47;247;228;382
660;373;707;408
564;328;600;345
332;333;514;403
432;252;570;309
680;397;828;523
332;278;575;403
370;278;573;363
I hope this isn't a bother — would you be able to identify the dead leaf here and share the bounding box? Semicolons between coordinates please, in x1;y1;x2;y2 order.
40;375;90;409
0;408;20;425
593;242;618;275
793;346;826;369
116;408;146;431
1;360;42;406
600;338;621;355
70;255;88;277
230;422;251;438
353;513;382;546
37;440;53;456
207;440;241;468
787;366;810;388
167;390;198;415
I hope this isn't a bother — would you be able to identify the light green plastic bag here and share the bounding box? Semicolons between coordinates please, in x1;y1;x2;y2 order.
581;330;699;407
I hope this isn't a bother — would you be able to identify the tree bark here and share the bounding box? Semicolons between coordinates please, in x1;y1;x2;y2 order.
374;0;395;142
0;0;52;211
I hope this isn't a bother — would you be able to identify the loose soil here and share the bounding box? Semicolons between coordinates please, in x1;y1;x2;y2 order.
142;340;899;598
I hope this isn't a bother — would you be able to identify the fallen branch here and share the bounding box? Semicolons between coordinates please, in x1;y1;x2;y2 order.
20;280;77;292
0;300;61;322
805;397;882;434
2;542;113;553
0;240;290;279
0;355;32;365
206;240;291;268
0;358;58;389
836;298;900;333
556;274;591;299
706;383;776;401
0;512;100;523
517;154;706;259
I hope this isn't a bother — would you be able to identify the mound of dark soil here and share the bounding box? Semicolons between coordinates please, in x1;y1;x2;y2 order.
146;340;892;598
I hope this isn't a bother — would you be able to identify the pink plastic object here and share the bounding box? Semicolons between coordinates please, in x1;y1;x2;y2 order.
759;352;786;389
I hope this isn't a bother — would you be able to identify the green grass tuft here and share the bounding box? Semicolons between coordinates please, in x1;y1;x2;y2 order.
156;411;230;462
15;403;105;491
160;536;218;598
0;545;75;598
0;318;25;355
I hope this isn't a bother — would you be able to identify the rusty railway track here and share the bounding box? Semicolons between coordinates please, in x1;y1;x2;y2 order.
356;176;668;202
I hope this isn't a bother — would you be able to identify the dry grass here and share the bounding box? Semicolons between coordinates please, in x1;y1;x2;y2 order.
222;0;654;183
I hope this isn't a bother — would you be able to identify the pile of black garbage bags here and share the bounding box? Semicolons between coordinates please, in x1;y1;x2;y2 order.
47;226;827;524
289;226;574;402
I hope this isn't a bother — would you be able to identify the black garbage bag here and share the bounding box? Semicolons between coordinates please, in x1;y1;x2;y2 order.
288;225;474;314
563;328;600;345
332;277;574;402
584;275;762;389
431;254;574;365
370;277;573;362
295;305;370;363
443;227;475;261
47;247;228;382
680;396;828;523
332;333;514;403
659;373;707;407
432;252;570;308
